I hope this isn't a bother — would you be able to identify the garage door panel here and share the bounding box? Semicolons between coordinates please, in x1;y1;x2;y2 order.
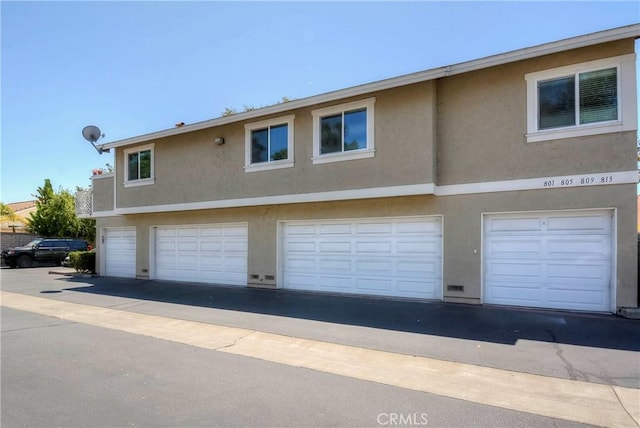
548;238;607;255
489;284;543;301
398;260;439;275
318;241;350;253
547;237;611;257
356;241;391;253
488;238;542;256
356;277;392;291
488;261;543;278
356;259;391;272
318;276;352;290
224;241;248;253
356;222;392;234
200;242;222;252
321;258;353;272
178;228;197;237
547;215;610;231
488;217;543;232
397;221;440;234
397;279;438;295
282;217;442;299
484;210;612;312
199;256;222;268
397;240;439;255
547;262;609;281
287;242;316;253
200;227;222;237
224;226;248;236
547;289;607;310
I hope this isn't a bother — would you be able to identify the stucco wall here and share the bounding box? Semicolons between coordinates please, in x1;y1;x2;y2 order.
96;182;637;310
114;82;436;209
92;175;114;213
436;40;636;185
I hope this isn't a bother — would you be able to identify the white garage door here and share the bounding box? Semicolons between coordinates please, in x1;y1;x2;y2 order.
104;227;136;278
281;217;442;299
484;210;613;312
154;223;248;286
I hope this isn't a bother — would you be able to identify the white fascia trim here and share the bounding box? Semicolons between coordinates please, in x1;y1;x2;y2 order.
114;183;435;215
99;25;640;151
91;210;120;218
434;170;638;196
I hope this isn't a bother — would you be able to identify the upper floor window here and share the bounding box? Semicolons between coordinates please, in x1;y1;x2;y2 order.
311;98;375;164
244;115;294;172
525;54;636;143
124;143;155;187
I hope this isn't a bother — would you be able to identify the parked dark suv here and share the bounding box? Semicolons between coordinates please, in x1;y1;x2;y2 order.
2;238;89;268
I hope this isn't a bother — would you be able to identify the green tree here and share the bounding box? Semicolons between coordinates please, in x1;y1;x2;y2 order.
0;202;19;223
27;179;96;243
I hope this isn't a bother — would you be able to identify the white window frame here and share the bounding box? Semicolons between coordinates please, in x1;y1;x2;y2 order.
311;97;375;165
525;54;636;143
244;115;295;173
123;143;155;187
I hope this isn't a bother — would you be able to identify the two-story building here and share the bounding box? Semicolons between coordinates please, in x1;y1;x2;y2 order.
78;24;639;313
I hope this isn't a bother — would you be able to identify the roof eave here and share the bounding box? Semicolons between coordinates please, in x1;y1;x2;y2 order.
100;23;640;151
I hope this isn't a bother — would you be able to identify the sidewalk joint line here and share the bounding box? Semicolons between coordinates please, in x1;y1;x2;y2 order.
611;384;640;428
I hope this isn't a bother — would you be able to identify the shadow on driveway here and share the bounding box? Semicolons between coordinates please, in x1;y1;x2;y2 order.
61;275;640;351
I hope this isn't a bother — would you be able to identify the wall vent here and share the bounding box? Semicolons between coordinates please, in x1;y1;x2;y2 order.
447;285;464;292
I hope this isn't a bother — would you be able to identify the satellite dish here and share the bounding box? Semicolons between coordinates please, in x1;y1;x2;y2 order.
82;125;109;154
82;125;102;143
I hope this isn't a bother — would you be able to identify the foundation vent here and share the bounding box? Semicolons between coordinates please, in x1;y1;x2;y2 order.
447;285;464;292
250;274;259;280
265;275;275;281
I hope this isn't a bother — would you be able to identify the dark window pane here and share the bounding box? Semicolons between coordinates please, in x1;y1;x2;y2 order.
579;67;617;125
343;108;367;151
251;128;268;163
320;114;342;154
538;76;575;129
270;124;288;161
128;152;139;180
139;150;151;179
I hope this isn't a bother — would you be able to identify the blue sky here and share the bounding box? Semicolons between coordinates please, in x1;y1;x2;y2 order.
1;1;639;203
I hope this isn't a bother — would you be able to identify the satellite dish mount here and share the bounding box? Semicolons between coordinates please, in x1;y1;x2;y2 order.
82;125;109;154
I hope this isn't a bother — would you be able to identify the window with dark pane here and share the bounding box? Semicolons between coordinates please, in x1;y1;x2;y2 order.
139;150;151;179
538;76;575;130
579;67;617;125
251;128;268;163
343;108;366;151
320;114;342;154
128;152;139;181
269;124;288;161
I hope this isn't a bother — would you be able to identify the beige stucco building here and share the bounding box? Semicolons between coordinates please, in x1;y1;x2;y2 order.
78;24;640;313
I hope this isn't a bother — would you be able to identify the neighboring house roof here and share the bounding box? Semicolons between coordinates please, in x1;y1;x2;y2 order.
1;200;36;232
6;200;36;214
100;23;640;151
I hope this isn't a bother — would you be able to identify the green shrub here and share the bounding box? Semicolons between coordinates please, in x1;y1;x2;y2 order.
69;251;96;274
